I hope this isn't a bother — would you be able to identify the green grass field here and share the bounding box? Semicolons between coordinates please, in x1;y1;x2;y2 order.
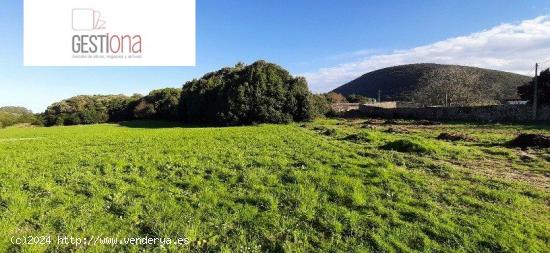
0;120;549;252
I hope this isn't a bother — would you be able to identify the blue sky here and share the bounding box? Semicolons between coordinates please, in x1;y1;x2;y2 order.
1;0;550;112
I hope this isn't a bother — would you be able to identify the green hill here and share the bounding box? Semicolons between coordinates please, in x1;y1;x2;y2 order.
332;63;531;102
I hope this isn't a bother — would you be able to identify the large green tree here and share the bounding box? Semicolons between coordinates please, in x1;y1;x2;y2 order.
180;61;313;125
518;68;550;105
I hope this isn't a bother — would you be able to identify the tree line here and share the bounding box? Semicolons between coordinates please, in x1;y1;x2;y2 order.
40;61;334;127
0;106;41;128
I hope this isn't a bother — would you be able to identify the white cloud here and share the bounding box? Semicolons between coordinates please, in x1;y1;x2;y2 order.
302;16;550;92
323;49;383;61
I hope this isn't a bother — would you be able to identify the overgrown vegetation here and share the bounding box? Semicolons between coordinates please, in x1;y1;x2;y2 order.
41;61;320;126
43;95;140;126
0;106;40;128
0;119;548;252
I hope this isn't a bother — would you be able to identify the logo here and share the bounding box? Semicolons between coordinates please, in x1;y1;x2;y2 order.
24;0;196;66
72;8;106;31
71;8;143;57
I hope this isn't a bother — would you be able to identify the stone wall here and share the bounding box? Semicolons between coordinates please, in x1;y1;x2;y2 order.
358;104;550;123
362;101;398;108
331;103;360;112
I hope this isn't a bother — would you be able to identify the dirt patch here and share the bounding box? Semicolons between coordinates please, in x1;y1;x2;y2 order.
437;132;478;142
381;139;435;154
518;150;537;162
382;119;441;126
508;134;550;149
383;119;400;125
343;133;372;143
385;127;410;134
312;126;337;137
360;119;384;129
415;120;442;125
361;124;377;130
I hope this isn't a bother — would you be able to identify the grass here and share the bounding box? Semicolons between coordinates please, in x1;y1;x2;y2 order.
0;119;549;252
380;139;438;154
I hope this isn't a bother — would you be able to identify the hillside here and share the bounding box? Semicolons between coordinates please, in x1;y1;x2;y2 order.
332;63;531;101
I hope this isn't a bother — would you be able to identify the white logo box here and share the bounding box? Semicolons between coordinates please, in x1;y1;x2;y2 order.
24;0;195;66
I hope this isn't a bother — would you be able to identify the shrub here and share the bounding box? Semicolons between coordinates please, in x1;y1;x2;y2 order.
309;94;331;118
324;92;348;103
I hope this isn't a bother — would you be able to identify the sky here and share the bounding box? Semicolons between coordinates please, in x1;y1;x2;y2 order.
1;0;550;112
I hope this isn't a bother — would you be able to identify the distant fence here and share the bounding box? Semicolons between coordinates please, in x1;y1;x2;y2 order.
358;104;550;123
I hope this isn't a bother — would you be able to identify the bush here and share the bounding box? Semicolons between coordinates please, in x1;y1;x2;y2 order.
324;92;348;103
180;61;313;125
309;94;331;117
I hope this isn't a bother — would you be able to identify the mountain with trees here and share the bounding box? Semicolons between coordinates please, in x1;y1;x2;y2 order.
332;63;531;104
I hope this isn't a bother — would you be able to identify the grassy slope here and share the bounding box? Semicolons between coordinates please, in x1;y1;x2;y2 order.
0;120;549;252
